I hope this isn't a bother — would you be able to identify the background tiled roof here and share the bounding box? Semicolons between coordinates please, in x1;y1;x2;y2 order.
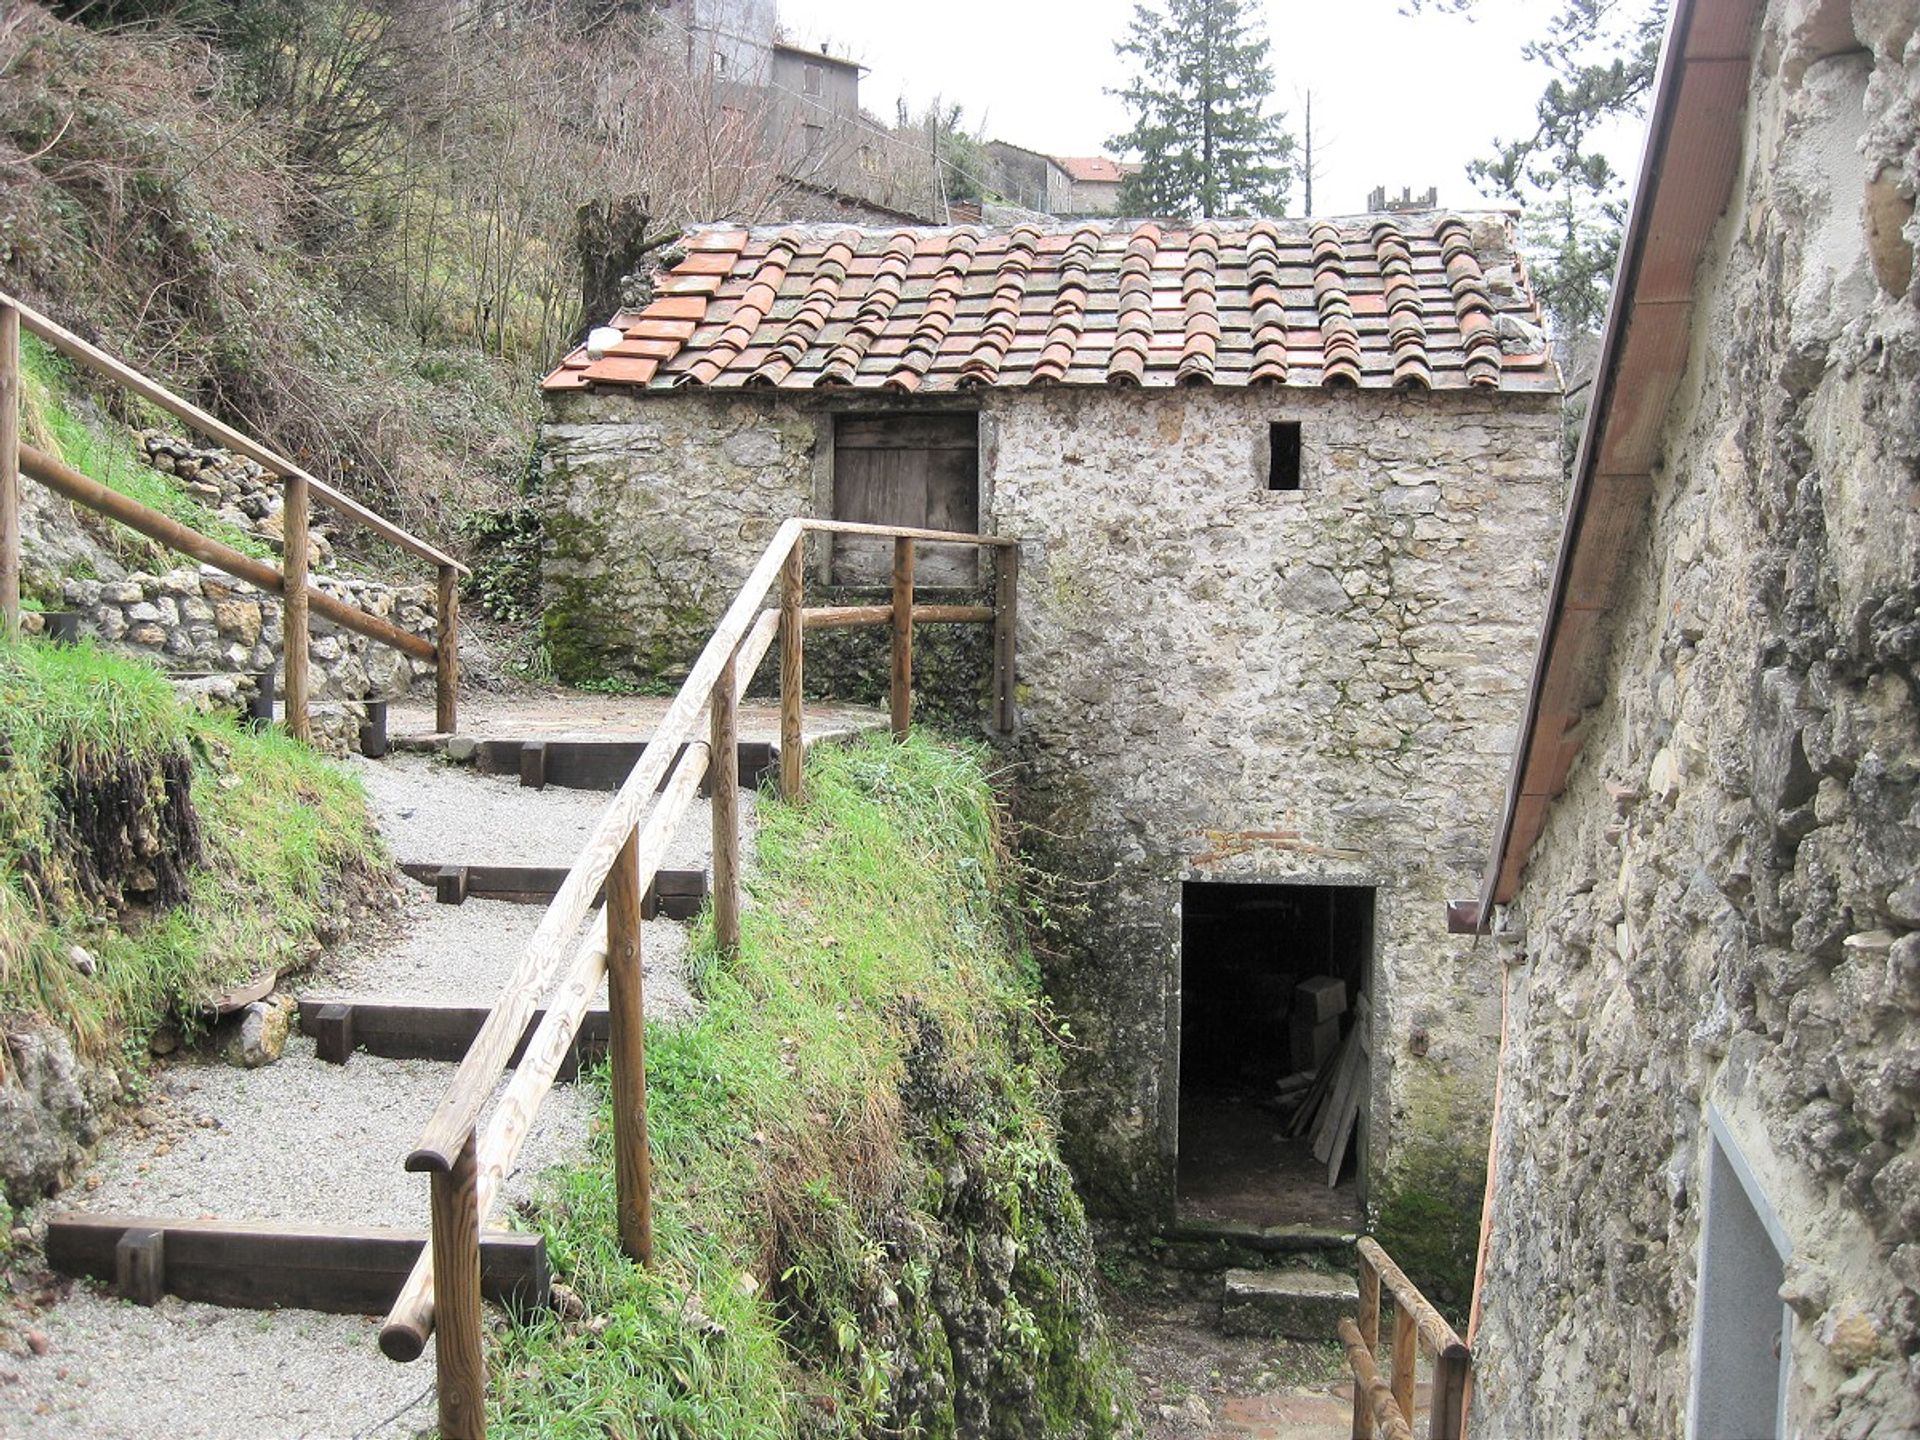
1055;156;1132;184
545;215;1557;395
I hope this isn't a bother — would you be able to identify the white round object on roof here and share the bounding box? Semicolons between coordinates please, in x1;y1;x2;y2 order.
585;325;625;361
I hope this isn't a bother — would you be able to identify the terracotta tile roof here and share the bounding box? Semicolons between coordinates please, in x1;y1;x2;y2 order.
546;214;1556;395
1056;155;1132;184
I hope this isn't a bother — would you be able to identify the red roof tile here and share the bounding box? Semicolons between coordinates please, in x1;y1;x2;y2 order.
547;215;1556;395
1056;156;1134;184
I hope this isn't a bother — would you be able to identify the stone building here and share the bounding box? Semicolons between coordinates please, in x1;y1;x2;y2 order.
539;215;1563;1233
1467;0;1920;1436
1056;156;1139;215
983;143;1076;215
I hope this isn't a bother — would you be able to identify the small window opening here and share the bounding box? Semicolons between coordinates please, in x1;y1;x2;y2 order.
804;61;823;96
1268;421;1303;491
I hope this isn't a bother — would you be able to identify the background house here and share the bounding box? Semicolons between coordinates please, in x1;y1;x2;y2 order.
538;214;1563;1239
1055;155;1138;214
1468;1;1920;1436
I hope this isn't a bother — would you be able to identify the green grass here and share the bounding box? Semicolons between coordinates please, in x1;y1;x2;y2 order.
0;635;382;1067
490;735;1126;1439
19;333;274;564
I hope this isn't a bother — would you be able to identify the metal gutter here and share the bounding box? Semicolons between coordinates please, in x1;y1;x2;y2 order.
1458;0;1761;932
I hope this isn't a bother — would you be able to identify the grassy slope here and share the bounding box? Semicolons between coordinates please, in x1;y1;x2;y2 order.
492;735;1127;1439
0;635;382;1071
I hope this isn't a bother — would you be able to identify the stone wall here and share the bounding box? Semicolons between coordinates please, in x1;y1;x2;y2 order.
36;568;436;707
17;432;436;747
541;391;819;685
542;381;1564;1229
1471;5;1920;1436
983;387;1562;1224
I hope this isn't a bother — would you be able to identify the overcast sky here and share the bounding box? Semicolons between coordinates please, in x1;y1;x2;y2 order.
776;0;1653;217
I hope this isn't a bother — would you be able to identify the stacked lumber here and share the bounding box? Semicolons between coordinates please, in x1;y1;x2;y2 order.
1279;988;1370;1188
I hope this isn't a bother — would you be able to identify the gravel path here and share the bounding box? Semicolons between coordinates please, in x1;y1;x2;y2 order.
388;688;883;744
4;736;754;1439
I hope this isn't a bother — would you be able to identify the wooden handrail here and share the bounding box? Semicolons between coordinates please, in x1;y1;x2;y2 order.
1357;1237;1468;1360
801;517;1018;548
0;294;458;736
1350;1237;1471;1440
387;519;1018;1436
20;442;435;662
802;602;995;630
0;290;465;575
404;519;806;1177
1339;1317;1415;1440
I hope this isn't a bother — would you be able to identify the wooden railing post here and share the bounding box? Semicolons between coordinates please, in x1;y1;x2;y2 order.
1339;1317;1414;1440
1355;1247;1380;1440
605;826;653;1266
0;301;19;639
437;562;460;734
779;536;805;802
281;472;311;742
992;542;1018;734
890;535;913;738
1432;1347;1471;1440
429;1128;487;1439
1390;1300;1417;1429
709;650;740;960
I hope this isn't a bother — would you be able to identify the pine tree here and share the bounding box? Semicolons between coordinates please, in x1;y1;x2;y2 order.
1108;0;1296;219
1408;0;1668;334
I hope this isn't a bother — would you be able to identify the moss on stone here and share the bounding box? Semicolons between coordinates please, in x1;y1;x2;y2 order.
1371;1073;1489;1326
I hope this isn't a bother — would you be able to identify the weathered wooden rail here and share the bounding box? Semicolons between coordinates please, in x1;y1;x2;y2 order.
381;516;1017;1437
1346;1235;1470;1440
0;291;465;738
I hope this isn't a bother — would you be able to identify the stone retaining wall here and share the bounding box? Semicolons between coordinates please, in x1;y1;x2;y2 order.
25;567;436;743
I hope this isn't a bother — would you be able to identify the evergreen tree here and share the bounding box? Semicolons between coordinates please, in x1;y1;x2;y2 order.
1108;0;1296;219
1408;0;1667;335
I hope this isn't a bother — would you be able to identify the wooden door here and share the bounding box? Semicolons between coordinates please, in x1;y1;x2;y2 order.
831;413;979;586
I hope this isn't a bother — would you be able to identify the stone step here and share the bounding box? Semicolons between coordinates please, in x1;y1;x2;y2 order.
1157;1217;1359;1275
1219;1266;1359;1340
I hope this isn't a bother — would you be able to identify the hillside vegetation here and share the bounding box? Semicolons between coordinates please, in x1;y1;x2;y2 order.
0;0;792;556
497;735;1129;1438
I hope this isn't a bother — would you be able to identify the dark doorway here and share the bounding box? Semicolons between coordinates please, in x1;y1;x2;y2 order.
1177;880;1373;1229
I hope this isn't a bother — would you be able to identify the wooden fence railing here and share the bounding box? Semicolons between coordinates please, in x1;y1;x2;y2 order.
1342;1236;1471;1440
379;517;1018;1438
0;291;466;738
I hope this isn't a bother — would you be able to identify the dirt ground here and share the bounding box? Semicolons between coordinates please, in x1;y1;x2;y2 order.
1103;1271;1355;1440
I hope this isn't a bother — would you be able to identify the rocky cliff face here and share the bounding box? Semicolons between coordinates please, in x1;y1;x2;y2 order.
1473;5;1920;1435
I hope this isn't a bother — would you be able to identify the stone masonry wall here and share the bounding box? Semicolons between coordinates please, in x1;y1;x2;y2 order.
541;391;819;685
1471;5;1920;1436
42;568;436;702
18;435;437;746
541;382;1564;1231
981;387;1562;1223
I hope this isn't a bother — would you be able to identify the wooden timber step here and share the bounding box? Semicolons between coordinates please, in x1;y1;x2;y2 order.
46;1213;550;1316
463;737;775;793
296;995;610;1070
397;861;707;917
